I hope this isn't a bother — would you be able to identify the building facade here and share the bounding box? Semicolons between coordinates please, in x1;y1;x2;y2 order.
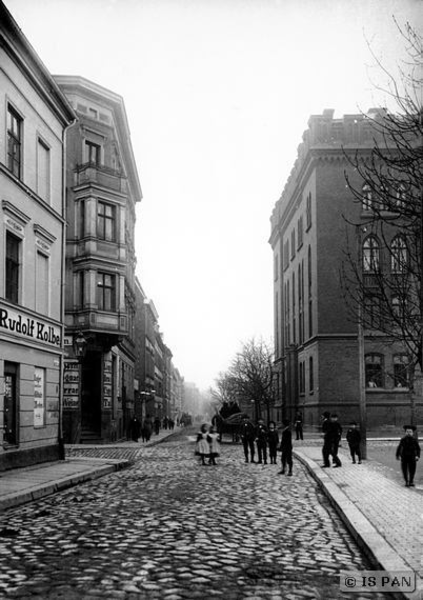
55;76;142;443
0;3;75;469
269;109;422;429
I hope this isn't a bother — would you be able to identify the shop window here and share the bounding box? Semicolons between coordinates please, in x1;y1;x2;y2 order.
4;362;18;445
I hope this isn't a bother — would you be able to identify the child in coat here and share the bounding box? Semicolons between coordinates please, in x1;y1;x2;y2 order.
346;421;362;464
207;425;220;465
267;421;279;464
196;424;210;466
396;425;420;487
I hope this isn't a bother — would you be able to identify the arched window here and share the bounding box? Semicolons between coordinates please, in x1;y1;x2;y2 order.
391;236;407;273
362;184;373;211
363;236;380;272
365;353;384;388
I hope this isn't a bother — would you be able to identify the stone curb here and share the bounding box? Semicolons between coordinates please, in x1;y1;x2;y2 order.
295;449;422;600
0;459;130;513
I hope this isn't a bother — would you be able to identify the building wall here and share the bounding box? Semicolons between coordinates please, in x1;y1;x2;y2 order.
0;3;74;469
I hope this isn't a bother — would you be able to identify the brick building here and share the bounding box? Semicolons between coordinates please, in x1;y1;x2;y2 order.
269;109;422;429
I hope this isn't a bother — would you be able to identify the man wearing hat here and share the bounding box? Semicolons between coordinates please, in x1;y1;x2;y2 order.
238;415;256;463
396;425;420;487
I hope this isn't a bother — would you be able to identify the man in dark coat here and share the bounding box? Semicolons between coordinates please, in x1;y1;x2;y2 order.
321;411;332;467
278;419;293;475
129;416;141;442
396;425;420;487
255;418;268;465
238;415;255;462
326;413;343;468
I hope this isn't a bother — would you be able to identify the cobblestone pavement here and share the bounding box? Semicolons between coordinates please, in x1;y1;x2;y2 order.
0;431;389;600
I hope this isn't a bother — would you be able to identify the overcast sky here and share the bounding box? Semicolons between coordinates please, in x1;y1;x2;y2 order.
5;0;422;389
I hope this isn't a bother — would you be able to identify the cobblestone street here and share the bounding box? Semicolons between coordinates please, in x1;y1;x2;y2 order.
0;431;388;600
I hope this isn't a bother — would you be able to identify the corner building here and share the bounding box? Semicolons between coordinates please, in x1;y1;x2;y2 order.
0;3;75;469
56;76;142;443
269;109;421;429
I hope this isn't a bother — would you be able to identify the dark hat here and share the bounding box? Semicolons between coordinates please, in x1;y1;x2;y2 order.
403;425;417;431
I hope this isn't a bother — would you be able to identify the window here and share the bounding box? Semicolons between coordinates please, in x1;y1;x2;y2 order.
292;272;296;344
283;240;289;270
37;138;50;201
365;353;383;388
290;230;296;260
395;184;407;211
79;271;85;308
363;236;380;272
97;272;116;311
306;193;312;230
362;184;373;211
297;215;303;249
299;361;305;394
5;232;20;303
364;294;380;329
308;246;313;338
7;106;22;179
85;140;101;165
97;201;116;241
80;200;85;238
309;356;314;392
35;252;49;314
274;254;279;281
391;236;407;273
393;355;408;388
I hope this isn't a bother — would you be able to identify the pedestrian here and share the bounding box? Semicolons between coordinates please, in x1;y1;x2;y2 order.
129;416;141;442
207;425;220;465
327;414;343;468
295;411;304;441
195;423;210;466
321;411;332;468
278;419;293;476
267;421;279;464
396;425;420;487
154;416;161;435
346;421;362;464
238;415;256;463
255;418;268;465
142;415;153;442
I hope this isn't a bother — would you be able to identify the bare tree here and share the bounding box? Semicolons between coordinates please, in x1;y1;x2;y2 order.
341;22;423;420
225;338;275;423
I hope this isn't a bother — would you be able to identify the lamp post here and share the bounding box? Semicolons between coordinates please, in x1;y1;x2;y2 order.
73;330;87;444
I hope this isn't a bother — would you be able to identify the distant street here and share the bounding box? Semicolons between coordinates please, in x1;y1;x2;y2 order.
0;428;387;600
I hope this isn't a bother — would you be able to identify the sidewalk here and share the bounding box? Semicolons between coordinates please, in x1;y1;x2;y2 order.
295;445;423;600
0;428;177;513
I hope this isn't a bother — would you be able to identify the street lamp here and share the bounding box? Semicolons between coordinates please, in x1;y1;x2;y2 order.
73;330;87;443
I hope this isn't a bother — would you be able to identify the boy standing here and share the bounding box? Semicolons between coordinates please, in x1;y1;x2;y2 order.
346;421;362;464
278;419;293;476
267;421;279;464
396;425;420;487
255;418;268;465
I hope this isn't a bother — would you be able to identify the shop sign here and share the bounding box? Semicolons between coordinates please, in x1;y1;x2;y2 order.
34;367;45;427
63;360;79;409
0;303;61;347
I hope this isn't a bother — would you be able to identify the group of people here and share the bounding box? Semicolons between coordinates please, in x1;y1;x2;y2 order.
321;412;420;488
129;414;176;443
238;416;294;475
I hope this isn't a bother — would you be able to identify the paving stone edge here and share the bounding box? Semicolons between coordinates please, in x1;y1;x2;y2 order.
294;449;422;600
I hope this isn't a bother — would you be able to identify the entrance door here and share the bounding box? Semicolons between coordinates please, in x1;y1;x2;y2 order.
81;352;102;433
4;362;18;445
